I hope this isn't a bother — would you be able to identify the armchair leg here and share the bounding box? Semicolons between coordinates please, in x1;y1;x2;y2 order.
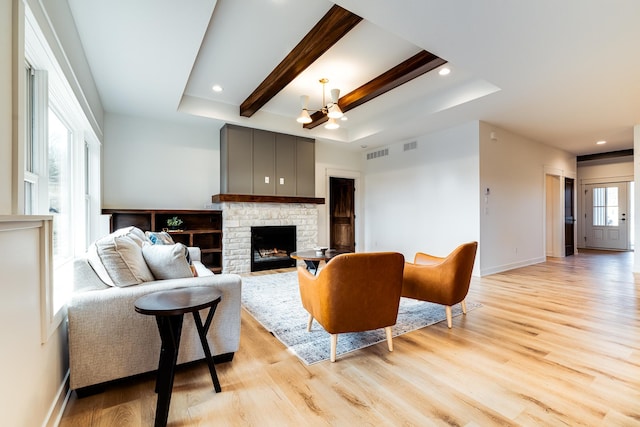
306;314;314;332
445;306;452;328
461;299;467;315
385;327;393;352
330;334;338;362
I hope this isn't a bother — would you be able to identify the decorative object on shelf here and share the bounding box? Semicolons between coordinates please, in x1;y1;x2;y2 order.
296;78;344;129
166;216;184;231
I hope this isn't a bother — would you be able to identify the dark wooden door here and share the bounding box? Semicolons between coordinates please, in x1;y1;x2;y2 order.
564;177;575;256
330;177;355;252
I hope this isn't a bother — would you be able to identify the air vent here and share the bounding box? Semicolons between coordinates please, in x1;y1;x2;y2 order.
366;148;389;160
404;141;417;151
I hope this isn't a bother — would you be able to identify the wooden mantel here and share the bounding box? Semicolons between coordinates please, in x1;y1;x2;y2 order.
212;194;325;204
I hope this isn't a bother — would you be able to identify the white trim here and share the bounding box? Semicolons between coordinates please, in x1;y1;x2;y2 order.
41;370;70;427
581;175;634;185
480;256;546;276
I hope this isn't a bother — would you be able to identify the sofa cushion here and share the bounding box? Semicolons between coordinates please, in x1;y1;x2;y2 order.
145;231;175;245
142;243;195;280
87;227;155;287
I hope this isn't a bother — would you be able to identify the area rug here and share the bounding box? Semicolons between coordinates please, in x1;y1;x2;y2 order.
241;271;480;365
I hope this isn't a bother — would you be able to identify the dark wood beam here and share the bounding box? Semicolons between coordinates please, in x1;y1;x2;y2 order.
239;5;362;118
304;51;447;129
577;149;633;162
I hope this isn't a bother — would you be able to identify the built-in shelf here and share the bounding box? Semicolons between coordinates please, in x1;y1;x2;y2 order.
212;194;325;204
102;209;223;273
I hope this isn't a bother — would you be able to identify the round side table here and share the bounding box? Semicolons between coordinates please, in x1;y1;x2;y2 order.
135;286;223;427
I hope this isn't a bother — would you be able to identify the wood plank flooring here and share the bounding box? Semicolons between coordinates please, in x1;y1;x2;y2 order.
60;250;640;426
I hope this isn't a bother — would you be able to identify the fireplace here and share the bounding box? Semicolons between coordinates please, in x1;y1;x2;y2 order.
251;225;297;272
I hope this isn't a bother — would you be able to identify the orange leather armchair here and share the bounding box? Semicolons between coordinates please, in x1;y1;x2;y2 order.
297;252;405;362
402;242;477;328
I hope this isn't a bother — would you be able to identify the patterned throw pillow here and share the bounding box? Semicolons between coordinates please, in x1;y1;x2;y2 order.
87;227;155;287
145;231;175;245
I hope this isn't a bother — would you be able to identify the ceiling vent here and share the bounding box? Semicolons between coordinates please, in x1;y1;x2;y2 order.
366;148;389;160
403;141;417;151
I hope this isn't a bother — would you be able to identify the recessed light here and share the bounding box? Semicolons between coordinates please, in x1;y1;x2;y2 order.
596;140;607;145
212;85;223;92
340;116;348;121
438;67;451;76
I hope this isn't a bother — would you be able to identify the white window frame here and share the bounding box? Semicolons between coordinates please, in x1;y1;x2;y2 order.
24;5;101;342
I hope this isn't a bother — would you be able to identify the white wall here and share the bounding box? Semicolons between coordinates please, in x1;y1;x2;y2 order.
103;113;221;209
362;122;480;267
0;218;68;427
479;122;576;275
314;142;363;248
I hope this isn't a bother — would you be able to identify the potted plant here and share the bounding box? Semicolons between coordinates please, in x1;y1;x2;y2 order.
166;216;183;231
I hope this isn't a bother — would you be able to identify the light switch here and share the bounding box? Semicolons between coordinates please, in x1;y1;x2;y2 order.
279;177;285;185
264;176;269;184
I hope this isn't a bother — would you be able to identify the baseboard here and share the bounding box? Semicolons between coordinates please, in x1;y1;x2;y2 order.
43;369;70;427
480;256;546;276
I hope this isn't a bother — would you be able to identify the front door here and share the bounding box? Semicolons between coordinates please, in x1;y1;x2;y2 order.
330;177;355;252
564;177;575;256
585;182;629;250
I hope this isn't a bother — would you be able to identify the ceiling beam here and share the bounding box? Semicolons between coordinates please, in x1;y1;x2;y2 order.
304;50;447;129
239;5;362;118
577;149;633;162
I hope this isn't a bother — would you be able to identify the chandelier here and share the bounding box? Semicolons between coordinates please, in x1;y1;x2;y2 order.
296;78;344;129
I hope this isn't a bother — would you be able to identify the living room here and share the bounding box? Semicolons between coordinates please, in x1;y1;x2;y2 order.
1;1;639;426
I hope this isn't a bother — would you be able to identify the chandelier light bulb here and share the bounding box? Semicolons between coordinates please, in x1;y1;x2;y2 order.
324;118;340;130
297;109;312;124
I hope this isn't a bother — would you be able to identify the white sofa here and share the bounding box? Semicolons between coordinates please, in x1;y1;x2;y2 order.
67;230;242;393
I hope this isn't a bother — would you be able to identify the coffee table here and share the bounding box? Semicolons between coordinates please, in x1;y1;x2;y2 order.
290;249;350;274
135;286;223;427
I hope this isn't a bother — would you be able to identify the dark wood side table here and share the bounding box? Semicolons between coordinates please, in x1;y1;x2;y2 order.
135;286;223;427
290;249;351;274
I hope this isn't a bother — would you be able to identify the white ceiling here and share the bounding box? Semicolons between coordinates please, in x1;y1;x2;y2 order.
67;0;640;155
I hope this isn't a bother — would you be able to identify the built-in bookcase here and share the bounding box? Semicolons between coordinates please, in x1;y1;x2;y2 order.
103;209;223;273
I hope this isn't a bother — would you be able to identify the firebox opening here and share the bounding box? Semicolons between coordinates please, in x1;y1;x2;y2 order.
251;225;296;272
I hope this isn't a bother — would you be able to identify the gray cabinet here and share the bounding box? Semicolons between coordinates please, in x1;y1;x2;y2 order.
252;130;275;194
220;125;252;194
276;134;296;195
220;124;315;197
296;137;315;197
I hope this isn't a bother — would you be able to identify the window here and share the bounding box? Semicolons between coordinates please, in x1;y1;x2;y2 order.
24;5;101;340
592;187;618;227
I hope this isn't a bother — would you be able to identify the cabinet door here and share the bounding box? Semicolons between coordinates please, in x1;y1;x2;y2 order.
252;130;275;195
296;137;315;196
221;125;253;194
276;133;296;196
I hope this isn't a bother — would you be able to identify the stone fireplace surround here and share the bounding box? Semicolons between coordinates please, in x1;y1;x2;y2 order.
217;201;319;274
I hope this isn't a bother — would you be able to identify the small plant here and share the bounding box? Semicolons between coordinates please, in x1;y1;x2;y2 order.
166;216;183;229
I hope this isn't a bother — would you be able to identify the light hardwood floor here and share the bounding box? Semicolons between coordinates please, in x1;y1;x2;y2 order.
60;250;640;426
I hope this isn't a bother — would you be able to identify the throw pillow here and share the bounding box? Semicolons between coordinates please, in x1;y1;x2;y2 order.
145;231;175;245
142;243;194;280
113;225;148;247
91;233;155;287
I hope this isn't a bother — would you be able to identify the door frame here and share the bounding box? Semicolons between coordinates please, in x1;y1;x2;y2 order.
578;175;634;250
324;168;362;251
584;181;630;250
544;167;576;257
